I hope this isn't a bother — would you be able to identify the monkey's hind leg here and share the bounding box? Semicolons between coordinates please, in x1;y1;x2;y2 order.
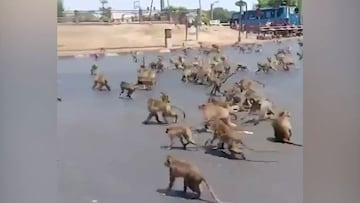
104;80;111;91
92;81;98;89
161;112;170;124
179;137;190;150
143;112;157;124
126;90;134;99
119;88;125;98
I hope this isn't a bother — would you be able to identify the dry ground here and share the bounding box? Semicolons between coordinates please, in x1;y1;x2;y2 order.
57;24;260;56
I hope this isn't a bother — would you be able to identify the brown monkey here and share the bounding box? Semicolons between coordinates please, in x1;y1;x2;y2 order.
92;71;111;91
255;60;276;73
208;72;237;96
144;93;186;124
245;98;275;125
205;119;254;157
163;155;225;203
165;125;198;150
236;78;265;92
198;102;237;128
242;88;262;108
207;97;239;119
119;81;143;99
137;68;156;90
271;111;302;146
205;119;275;156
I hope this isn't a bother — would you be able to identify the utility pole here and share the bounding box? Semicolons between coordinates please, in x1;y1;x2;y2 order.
210;1;219;21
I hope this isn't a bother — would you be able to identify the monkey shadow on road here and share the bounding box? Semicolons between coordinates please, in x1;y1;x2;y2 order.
156;189;213;203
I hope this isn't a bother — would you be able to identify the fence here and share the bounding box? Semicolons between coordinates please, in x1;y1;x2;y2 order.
58;9;200;25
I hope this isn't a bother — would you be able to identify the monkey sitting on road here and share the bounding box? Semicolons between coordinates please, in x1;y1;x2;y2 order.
165;125;198;150
119;81;143;99
271;111;302;146
163;155;225;203
92;71;111;91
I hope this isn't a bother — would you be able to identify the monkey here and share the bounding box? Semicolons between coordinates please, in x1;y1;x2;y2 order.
207;97;239;119
208;72;237;96
271;111;302;146
181;67;197;83
235;78;265;93
165;125;199;150
236;64;248;71
222;87;249;112
119;81;143;99
143;93;186;124
130;51;141;63
245;98;276;125
137;68;156;90
205;119;276;155
198;42;220;55
242;88;263;108
150;57;165;73
297;51;303;60
92;71;111;91
254;44;262;53
298;41;303;48
163;155;226;203
239;46;246;53
198;102;237;128
90;64;98;76
275;53;294;71
204;119;258;158
256;59;276;73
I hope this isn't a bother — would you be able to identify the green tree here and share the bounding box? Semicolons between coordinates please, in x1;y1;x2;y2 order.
168;6;189;15
57;0;64;17
211;7;232;23
257;0;297;8
99;0;112;22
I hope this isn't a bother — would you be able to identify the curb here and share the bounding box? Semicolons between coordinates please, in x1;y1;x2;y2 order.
57;36;302;60
57;47;181;60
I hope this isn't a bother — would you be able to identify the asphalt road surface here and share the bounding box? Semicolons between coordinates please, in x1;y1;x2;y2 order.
57;40;303;203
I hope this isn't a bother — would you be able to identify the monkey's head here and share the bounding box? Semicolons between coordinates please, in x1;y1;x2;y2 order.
198;103;207;110
279;111;291;118
160;92;170;103
164;155;173;167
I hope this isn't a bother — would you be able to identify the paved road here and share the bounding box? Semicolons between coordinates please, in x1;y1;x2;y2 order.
57;40;303;203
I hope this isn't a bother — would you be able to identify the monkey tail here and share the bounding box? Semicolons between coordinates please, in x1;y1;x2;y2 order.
171;105;186;121
202;179;226;203
238;139;277;153
283;141;303;147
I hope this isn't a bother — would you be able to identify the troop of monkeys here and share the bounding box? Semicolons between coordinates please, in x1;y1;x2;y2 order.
82;41;302;203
